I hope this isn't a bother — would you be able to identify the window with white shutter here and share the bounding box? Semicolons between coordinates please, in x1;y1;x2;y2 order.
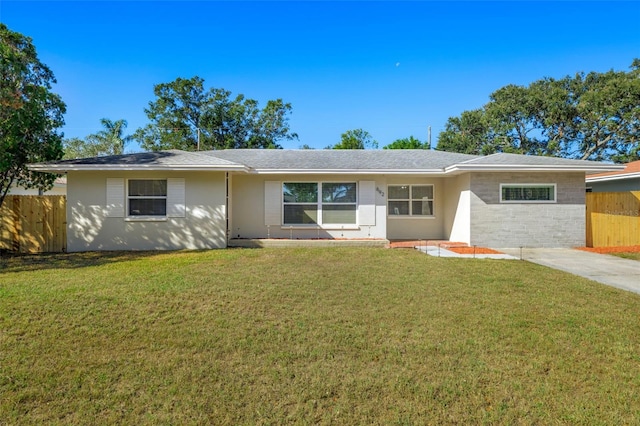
106;178;186;219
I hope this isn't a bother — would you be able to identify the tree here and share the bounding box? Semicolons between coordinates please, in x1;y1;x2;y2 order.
63;137;100;159
63;118;132;159
437;109;499;155
566;63;640;162
484;83;549;155
383;136;428;149
437;60;640;162
92;118;132;155
134;76;297;151
0;24;66;208
328;129;378;149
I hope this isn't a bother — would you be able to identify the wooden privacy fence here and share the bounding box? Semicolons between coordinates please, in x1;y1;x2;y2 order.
586;191;640;247
0;195;66;253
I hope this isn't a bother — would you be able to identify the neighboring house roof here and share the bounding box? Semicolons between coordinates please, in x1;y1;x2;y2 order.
8;176;67;195
586;160;640;183
28;149;624;174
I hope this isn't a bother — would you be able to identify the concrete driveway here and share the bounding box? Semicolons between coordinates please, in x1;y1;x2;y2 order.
500;248;640;295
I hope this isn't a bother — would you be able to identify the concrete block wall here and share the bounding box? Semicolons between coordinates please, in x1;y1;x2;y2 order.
469;172;586;248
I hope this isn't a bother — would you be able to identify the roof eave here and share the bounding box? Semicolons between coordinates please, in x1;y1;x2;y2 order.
28;164;251;173
247;168;447;175
444;164;626;173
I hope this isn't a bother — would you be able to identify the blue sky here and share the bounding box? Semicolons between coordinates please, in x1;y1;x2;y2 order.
2;1;639;151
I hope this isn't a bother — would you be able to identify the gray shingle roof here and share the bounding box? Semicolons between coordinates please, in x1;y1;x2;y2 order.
29;148;622;174
204;149;479;170
462;153;614;167
29;150;246;171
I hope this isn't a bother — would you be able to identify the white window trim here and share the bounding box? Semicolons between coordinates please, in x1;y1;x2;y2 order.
282;181;358;228
500;183;557;204
126;178;168;220
105;178;185;221
387;184;435;218
125;216;168;222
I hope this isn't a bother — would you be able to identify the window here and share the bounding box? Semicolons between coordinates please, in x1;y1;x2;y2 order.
283;182;318;224
322;182;356;224
106;178;184;219
500;184;556;203
128;179;167;216
388;185;434;217
283;182;357;225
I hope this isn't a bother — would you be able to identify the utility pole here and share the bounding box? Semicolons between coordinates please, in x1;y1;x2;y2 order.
427;126;432;149
197;127;201;151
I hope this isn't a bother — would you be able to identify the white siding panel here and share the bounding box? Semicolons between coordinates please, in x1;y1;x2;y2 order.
106;178;124;217
358;180;376;226
264;181;281;226
167;178;186;218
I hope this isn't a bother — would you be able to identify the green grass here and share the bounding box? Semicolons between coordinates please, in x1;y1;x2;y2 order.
612;252;640;261
2;248;640;424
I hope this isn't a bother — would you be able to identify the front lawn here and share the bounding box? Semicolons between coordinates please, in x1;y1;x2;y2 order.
613;252;640;261
1;248;639;424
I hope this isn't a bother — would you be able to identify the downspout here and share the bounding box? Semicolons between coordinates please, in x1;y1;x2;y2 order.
225;172;230;246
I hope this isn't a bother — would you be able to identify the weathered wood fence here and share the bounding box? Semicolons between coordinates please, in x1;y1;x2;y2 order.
0;195;66;253
586;191;640;247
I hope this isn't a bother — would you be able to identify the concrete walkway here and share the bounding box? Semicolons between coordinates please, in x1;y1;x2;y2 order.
499;248;640;295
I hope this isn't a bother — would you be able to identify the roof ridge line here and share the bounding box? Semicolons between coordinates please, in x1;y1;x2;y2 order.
455;153;491;164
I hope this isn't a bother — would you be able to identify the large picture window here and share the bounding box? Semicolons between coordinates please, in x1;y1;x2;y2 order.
128;179;167;216
283;182;356;225
283;182;318;224
500;184;556;203
388;185;434;217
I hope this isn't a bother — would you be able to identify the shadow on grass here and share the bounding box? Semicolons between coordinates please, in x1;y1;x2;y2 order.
0;250;166;273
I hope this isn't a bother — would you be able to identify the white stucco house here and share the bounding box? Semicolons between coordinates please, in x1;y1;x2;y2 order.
29;149;623;251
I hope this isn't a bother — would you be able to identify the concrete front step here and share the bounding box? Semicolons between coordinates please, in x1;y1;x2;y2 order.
387;240;470;249
228;238;389;248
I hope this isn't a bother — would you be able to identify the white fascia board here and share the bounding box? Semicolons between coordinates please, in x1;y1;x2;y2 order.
586;172;640;183
28;164;251;173
444;164;626;174
249;168;446;175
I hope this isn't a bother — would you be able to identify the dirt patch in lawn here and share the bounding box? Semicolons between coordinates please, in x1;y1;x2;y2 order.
388;241;504;254
447;247;504;255
389;241;469;249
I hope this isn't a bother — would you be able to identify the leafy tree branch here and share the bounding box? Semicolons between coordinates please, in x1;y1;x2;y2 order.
134;77;298;151
0;24;65;208
437;60;640;162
